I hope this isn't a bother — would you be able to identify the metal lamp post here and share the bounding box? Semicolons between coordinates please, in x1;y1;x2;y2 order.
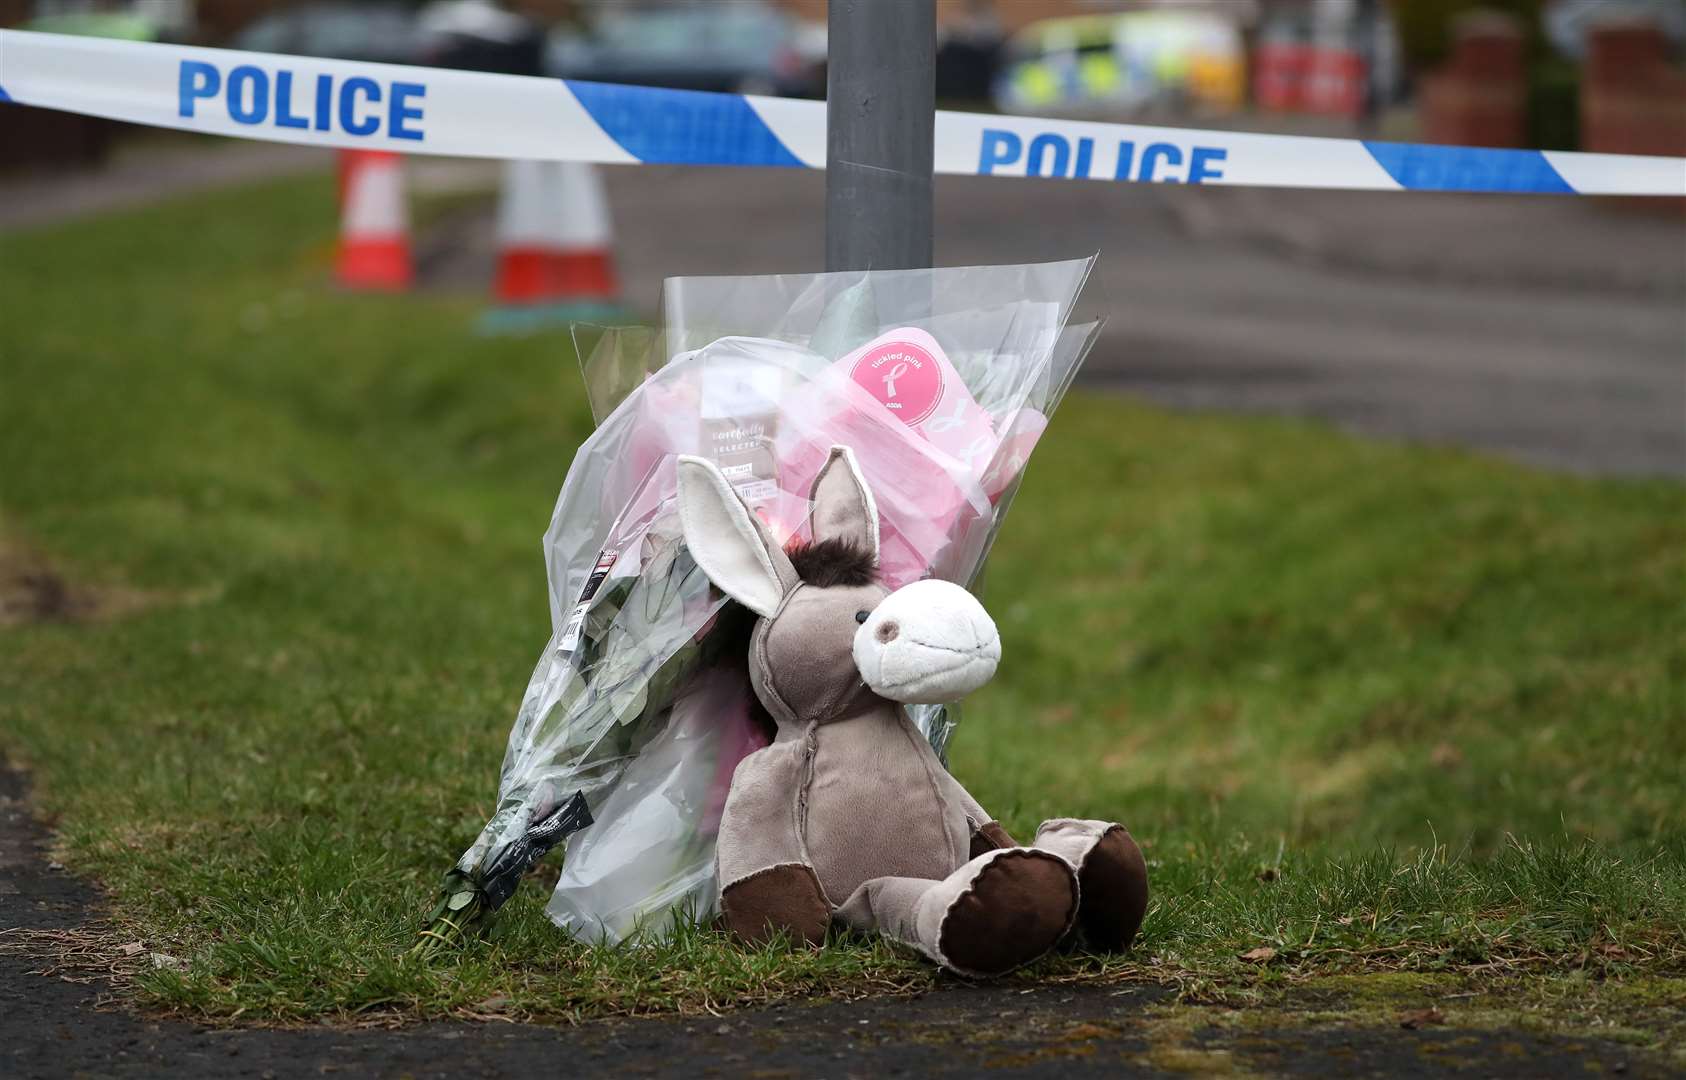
824;0;936;273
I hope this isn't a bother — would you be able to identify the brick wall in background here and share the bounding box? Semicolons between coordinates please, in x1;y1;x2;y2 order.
1581;18;1686;158
1419;11;1526;148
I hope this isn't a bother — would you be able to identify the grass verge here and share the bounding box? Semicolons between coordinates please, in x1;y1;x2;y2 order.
0;176;1682;1045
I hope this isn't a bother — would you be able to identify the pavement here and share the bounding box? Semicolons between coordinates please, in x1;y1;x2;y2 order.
0;137;332;233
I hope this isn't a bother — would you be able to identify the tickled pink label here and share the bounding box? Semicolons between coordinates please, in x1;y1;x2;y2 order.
834;327;1002;471
849;338;944;426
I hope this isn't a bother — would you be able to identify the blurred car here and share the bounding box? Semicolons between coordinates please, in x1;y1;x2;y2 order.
230;0;545;76
545;2;823;96
774;18;829;99
995;12;1246;118
416;0;546;76
24;12;163;42
758;15;1005;105
230;1;426;65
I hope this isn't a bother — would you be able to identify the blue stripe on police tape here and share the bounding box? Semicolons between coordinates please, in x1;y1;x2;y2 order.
565;79;804;168
1362;141;1575;195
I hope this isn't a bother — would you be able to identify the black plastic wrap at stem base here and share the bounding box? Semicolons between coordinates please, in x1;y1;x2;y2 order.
480;791;594;912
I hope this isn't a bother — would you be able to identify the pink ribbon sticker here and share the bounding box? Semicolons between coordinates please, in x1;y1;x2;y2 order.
837;327;1002;470
849;337;944;426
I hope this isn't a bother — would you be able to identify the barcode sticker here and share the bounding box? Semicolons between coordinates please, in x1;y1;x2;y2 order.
560;549;617;654
733;479;778;505
560;610;587;652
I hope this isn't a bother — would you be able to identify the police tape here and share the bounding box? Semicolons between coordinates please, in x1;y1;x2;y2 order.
3;29;1683;197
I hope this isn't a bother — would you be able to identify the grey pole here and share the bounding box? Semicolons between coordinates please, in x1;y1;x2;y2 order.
824;0;936;272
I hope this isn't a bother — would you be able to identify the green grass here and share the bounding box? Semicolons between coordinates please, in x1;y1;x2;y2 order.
1;176;1683;1040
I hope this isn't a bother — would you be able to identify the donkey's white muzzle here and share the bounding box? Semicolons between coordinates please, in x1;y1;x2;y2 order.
853;578;1001;704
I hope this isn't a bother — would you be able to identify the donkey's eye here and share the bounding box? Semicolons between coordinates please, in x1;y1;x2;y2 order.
854;610;870;624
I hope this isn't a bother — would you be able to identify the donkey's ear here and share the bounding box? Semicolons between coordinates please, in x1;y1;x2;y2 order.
809;445;880;559
676;456;798;618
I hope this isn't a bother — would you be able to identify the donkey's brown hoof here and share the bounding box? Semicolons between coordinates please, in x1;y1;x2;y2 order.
721;863;830;947
938;849;1079;977
1076;825;1150;951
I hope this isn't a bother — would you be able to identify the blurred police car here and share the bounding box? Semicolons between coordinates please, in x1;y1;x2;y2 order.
994;12;1245;118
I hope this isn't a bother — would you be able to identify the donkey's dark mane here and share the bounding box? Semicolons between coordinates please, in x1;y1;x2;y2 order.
710;537;878;745
785;537;878;588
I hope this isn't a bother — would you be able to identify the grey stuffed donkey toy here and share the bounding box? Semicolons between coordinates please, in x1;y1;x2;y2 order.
676;445;1149;977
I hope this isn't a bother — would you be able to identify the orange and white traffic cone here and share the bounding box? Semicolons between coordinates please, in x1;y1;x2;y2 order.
336;150;412;291
487;159;618;326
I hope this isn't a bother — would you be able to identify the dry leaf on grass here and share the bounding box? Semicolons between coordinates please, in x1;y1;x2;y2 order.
1239;946;1277;963
1399;1008;1446;1029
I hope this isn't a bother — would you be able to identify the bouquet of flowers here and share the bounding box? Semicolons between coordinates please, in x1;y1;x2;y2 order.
420;259;1101;949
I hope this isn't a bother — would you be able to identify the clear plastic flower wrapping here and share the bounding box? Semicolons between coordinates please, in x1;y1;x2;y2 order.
453;258;1101;944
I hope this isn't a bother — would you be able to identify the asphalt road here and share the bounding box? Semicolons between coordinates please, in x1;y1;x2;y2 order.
584;166;1685;478
7;140;1681;475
